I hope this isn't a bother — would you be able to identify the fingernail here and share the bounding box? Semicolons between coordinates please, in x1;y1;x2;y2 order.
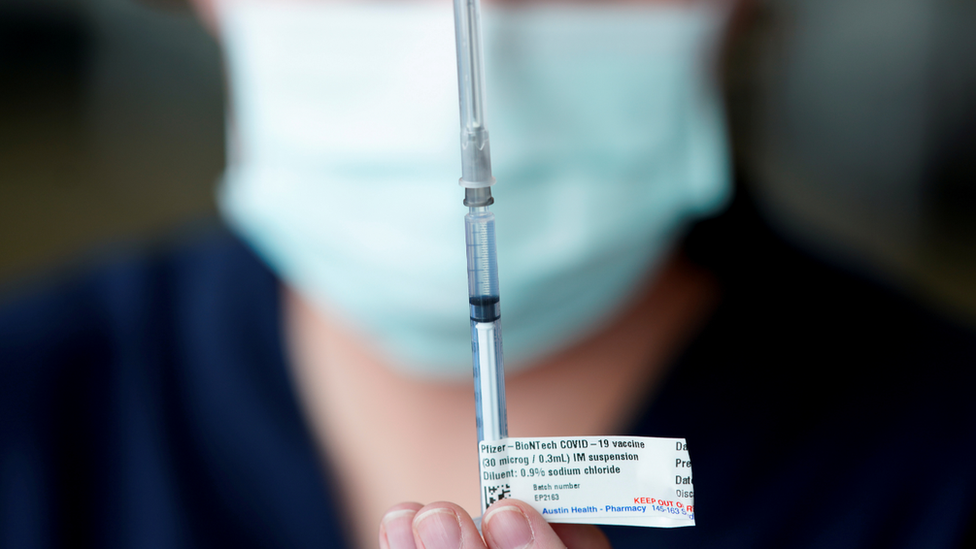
483;506;534;549
415;508;462;549
382;509;419;549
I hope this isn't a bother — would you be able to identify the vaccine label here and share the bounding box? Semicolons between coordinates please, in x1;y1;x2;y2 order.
479;436;694;528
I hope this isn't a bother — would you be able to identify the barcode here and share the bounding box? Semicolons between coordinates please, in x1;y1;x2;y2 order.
484;483;511;507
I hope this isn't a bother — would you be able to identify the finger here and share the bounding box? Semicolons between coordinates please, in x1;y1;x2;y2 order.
482;500;554;549
413;501;487;549
380;502;424;549
482;500;611;549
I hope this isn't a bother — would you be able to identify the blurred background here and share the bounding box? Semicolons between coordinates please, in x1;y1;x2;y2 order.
1;0;974;325
0;0;223;283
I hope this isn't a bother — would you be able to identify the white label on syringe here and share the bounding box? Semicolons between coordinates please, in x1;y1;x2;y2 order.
479;436;695;528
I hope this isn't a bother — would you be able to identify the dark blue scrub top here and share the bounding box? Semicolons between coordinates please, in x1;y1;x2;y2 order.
2;192;975;548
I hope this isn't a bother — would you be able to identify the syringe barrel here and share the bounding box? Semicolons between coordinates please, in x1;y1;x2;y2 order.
465;207;507;443
465;208;500;321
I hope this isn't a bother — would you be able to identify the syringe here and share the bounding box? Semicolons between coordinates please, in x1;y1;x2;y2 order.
452;0;508;447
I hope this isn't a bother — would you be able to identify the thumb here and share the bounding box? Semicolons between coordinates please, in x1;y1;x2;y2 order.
482;500;611;549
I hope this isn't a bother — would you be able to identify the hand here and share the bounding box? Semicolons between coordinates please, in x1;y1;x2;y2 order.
379;499;612;549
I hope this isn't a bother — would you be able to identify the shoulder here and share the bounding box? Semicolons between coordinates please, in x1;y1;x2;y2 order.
617;190;976;548
0;228;278;377
0;228;342;548
679;189;976;414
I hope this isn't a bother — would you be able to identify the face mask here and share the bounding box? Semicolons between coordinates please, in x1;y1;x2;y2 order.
216;1;732;378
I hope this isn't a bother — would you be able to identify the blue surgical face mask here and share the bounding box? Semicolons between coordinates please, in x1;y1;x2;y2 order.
217;1;732;378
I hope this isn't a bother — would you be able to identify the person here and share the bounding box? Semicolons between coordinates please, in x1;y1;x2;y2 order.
1;0;975;548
